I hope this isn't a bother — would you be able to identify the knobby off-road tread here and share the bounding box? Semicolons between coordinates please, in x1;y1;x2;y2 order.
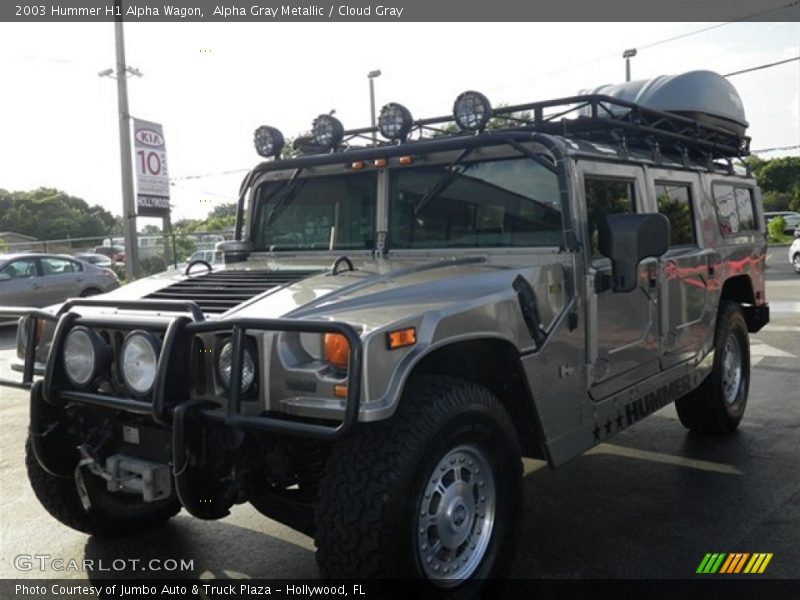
26;437;180;536
675;301;749;435
314;375;521;580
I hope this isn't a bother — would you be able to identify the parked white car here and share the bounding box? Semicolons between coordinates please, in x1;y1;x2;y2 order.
789;236;800;274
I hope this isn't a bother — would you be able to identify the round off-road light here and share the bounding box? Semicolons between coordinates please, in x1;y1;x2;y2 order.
254;126;285;158
63;326;109;388
311;114;344;149
217;339;256;393
378;103;413;141
453;91;492;132
121;331;160;396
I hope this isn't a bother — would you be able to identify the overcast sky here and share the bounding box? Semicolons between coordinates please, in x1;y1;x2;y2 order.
1;21;798;226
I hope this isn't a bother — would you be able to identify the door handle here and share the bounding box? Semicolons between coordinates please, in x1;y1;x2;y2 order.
647;263;658;290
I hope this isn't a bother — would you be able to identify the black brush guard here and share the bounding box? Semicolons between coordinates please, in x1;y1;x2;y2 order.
2;298;363;440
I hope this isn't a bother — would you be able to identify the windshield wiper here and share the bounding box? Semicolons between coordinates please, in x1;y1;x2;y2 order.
413;148;474;215
265;168;305;226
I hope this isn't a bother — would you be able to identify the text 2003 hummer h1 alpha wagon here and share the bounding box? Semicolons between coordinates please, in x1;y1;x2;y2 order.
1;70;769;591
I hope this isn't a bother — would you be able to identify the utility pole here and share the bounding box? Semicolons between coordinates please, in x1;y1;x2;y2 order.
114;0;141;279
368;70;381;145
623;48;637;82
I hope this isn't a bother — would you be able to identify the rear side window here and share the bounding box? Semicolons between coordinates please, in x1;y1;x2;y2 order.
584;177;635;258
713;184;756;235
40;257;81;275
655;182;695;247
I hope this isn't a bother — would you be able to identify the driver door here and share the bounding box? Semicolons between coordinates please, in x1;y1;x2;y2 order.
579;162;661;400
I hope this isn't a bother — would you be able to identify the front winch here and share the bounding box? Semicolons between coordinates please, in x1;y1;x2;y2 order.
105;455;172;502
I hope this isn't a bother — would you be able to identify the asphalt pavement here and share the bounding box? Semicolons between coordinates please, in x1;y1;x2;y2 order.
0;257;797;587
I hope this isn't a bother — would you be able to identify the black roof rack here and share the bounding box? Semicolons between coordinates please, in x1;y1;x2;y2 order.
333;94;750;161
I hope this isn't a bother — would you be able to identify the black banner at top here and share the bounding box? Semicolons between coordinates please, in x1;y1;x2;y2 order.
2;0;799;22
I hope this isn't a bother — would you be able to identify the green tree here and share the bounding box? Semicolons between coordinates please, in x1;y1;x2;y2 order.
0;187;117;241
745;155;800;212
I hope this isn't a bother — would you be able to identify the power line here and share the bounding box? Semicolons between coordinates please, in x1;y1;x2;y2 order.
751;145;800;153
486;7;797;96
723;56;800;77
637;2;799;51
169;168;249;183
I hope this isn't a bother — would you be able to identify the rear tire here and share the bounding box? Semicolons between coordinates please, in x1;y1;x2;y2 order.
80;288;102;297
675;301;750;435
314;376;522;594
26;436;180;536
792;253;800;274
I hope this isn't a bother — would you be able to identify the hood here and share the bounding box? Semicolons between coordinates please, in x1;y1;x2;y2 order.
99;255;524;332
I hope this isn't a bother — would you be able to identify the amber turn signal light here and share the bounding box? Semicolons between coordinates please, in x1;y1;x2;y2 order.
398;156;413;165
324;333;350;369
374;158;387;168
387;327;416;349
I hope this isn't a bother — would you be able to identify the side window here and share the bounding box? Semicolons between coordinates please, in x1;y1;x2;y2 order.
655;181;695;247
735;188;756;231
713;184;756;235
0;259;38;279
40;257;76;276
584;177;635;259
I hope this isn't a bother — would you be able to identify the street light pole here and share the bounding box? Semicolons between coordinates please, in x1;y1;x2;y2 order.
368;69;381;145
114;1;141;279
623;48;637;82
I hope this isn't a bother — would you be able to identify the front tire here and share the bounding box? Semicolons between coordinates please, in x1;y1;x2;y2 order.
314;376;522;593
792;253;800;274
26;436;180;536
675;301;750;435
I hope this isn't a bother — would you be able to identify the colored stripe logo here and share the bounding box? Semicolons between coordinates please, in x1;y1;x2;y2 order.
696;553;773;574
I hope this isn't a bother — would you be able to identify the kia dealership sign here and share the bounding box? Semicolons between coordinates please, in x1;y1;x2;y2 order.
133;118;170;217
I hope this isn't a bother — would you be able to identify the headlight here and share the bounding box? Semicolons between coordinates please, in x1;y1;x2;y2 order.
217;339;256;393
453;90;492;132
63;326;110;388
121;331;160;396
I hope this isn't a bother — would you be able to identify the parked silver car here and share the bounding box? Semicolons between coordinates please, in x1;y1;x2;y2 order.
0;253;119;307
73;253;113;268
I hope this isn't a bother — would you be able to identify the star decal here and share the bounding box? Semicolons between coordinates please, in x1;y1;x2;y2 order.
592;424;601;442
616;413;624;431
604;418;613;434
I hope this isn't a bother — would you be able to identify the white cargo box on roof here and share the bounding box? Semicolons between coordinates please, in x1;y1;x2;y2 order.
582;70;748;137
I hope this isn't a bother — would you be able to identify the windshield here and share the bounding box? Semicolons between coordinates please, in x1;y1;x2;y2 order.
389;157;562;249
252;173;377;251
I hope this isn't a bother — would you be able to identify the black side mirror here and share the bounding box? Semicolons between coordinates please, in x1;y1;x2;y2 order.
597;213;670;293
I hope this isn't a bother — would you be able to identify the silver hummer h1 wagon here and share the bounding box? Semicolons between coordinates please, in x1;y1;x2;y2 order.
1;70;769;591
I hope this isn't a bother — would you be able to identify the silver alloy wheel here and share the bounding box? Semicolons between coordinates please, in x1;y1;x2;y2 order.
721;333;743;405
416;444;496;587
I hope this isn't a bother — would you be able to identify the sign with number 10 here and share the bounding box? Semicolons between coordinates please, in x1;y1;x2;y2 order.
133;118;171;217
